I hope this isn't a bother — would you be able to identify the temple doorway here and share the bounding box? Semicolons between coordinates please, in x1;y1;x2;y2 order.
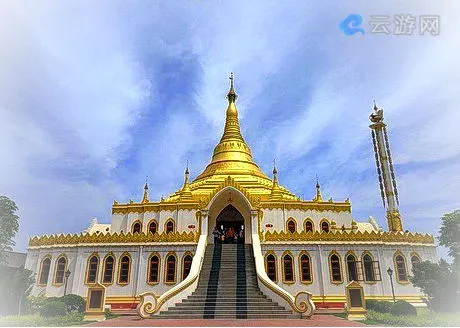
215;205;245;243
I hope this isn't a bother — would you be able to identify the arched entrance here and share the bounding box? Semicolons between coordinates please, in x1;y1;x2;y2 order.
207;186;252;244
216;205;245;243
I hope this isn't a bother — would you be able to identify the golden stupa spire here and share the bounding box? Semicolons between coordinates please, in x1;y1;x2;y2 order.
142;177;149;203
180;162;192;200
193;73;270;181
314;176;323;202
270;159;282;200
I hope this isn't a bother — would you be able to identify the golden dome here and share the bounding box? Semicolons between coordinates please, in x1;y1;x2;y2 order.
193;73;270;182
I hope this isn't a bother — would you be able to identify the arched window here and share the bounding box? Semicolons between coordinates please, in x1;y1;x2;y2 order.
300;253;312;283
282;253;294;283
266;254;277;282
38;257;51;285
118;254;131;284
346;254;357;282
321;221;330;233
165;254;177;283
330;253;342;283
287;219;296;233
165;220;175;234
305;220;313;232
148;220;157;234
395;254;408;283
102;255;115;284
147;254;160;284
54;256;67;284
411;254;421;268
132;221;141;234
363;254;375;282
182;254;193;280
86;255;99;284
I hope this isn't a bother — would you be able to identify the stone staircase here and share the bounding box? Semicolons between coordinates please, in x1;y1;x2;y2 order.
158;244;299;319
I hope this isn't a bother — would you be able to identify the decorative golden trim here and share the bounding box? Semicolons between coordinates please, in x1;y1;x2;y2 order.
37;255;52;286
286;217;297;233
264;251;278;283
117;252;132;286
344;251;358;282
131;220;142;234
181;252;194;281
164;218;176;234
263;230;435;244
260;201;351;212
303;218;315;232
28;231;198;247
52;254;68;286
102;253;116;286
393;250;409;284
146;252;161;285
328;251;343;285
112;202;200;215
85;253;100;285
298;251;313;284
164;252;178;285
146;218;158;234
281;250;295;284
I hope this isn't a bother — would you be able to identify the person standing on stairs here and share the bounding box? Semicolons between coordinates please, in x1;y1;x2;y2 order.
212;226;220;244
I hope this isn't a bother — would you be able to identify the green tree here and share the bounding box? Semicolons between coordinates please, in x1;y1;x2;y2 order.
410;260;459;312
0;196;20;264
439;209;460;267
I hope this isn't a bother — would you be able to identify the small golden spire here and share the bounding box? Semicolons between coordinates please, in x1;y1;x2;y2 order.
272;159;278;185
314;176;323;202
142;176;149;203
227;72;237;103
270;159;282;200
180;162;192;200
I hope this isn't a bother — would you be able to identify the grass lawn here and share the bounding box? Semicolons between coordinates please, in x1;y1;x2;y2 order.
363;309;460;326
0;312;87;327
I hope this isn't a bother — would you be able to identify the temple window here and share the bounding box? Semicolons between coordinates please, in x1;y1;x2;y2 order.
329;253;342;283
102;255;115;284
182;254;193;280
148;254;160;284
86;254;99;284
132;221;141;234
300;253;312;283
266;254;277;282
282;253;294;283
165;220;175;234
165;254;177;283
346;254;358;282
394;254;408;283
54;256;67;284
118;254;131;284
411;254;421;268
363;254;376;282
321;221;330;233
287;219;296;233
148;220;157;234
304;220;314;232
38;257;51;285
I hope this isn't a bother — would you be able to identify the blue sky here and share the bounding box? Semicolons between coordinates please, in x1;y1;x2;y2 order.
1;1;459;260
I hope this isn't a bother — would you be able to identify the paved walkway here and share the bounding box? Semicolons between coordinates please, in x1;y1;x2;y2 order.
84;315;370;327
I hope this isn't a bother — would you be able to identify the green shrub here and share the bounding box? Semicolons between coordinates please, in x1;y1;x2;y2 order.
366;310;460;326
61;294;86;313
39;301;67;317
365;300;392;313
390;300;417;316
0;312;84;327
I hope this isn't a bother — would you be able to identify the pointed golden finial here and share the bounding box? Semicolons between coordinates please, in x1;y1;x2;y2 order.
272;159;278;184
227;72;237;102
142;176;149;203
270;159;282;200
180;162;192;200
314;175;323;202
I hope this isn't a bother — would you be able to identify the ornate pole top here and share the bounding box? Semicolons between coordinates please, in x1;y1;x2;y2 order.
370;100;384;123
227;72;238;103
